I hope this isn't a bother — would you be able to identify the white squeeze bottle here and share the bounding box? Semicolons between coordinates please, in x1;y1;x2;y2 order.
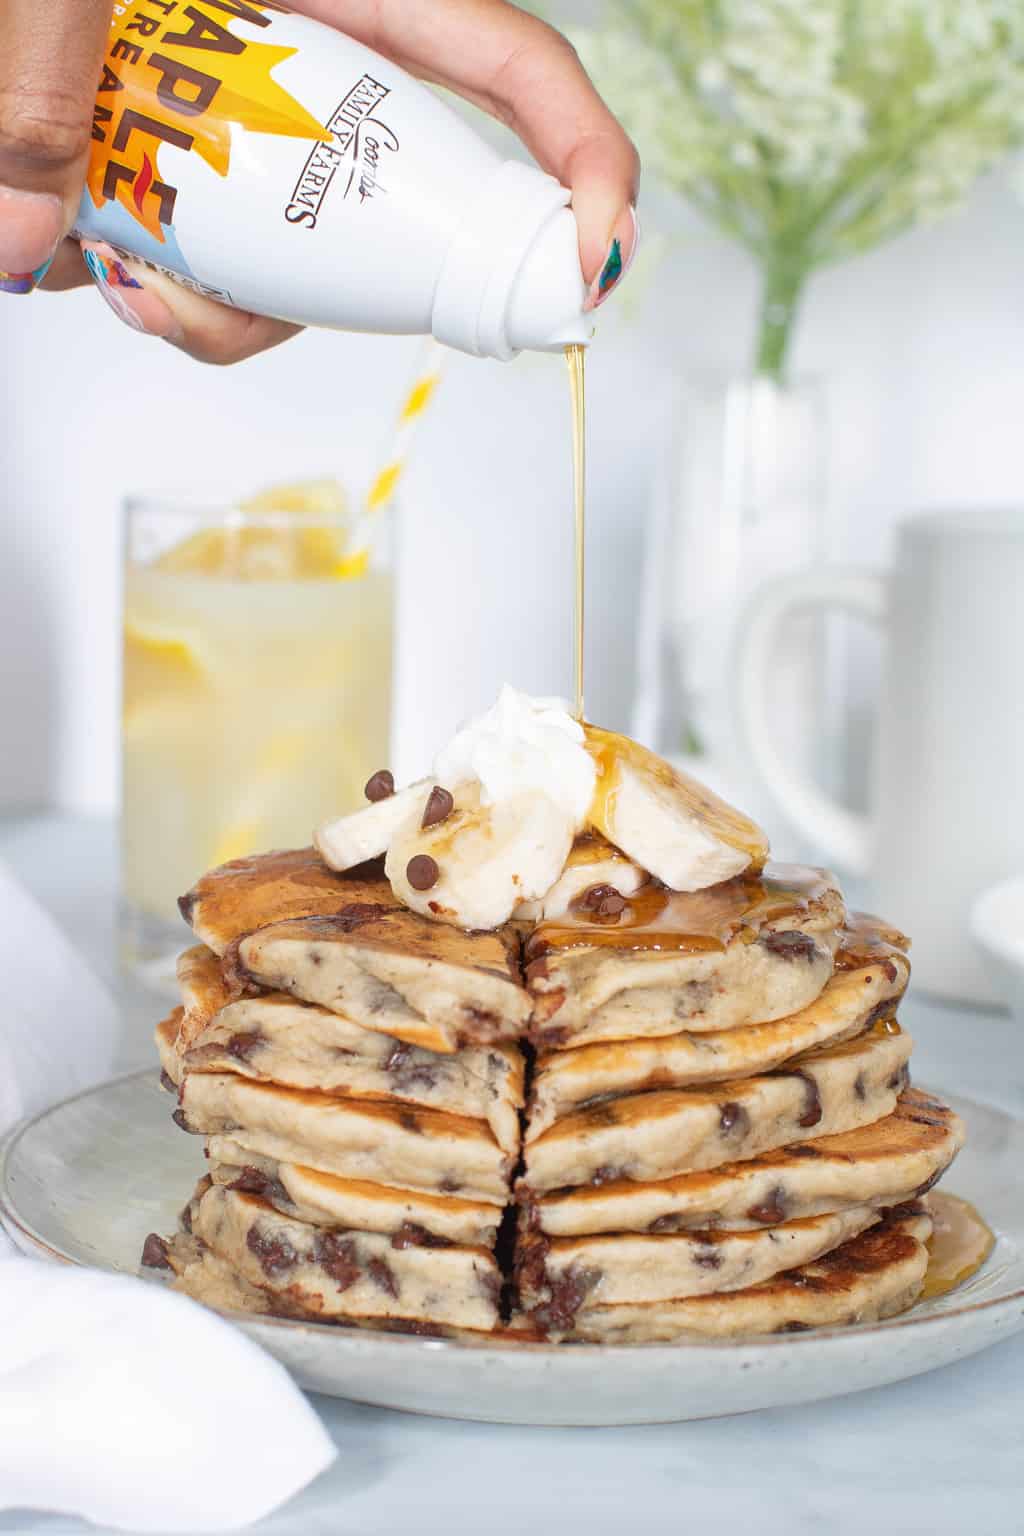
75;0;593;360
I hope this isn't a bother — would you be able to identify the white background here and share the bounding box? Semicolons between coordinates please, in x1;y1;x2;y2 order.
1;151;1022;814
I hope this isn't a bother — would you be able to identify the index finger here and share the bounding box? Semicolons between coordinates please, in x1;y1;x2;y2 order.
0;0;113;290
298;0;640;289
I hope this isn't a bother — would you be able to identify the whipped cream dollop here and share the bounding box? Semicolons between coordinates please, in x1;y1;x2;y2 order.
434;685;595;825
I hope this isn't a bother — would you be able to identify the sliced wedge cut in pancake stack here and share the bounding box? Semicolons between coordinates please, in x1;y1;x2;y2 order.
141;720;966;1344
145;848;526;1335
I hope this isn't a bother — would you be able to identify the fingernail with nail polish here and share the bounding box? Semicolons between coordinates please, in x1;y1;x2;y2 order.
83;244;183;341
586;207;641;312
0;256;53;296
0;185;63;293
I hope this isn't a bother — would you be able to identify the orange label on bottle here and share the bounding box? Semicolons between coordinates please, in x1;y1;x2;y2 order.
89;0;327;242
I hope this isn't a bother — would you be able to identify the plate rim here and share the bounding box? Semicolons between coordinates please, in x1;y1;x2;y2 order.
2;1067;1023;1360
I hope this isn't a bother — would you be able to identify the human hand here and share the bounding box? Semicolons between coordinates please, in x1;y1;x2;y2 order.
0;0;639;363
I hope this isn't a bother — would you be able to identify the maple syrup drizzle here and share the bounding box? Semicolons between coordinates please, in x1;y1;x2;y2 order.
563;831;632;869
834;910;911;972
525;862;831;959
566;343;586;723
921;1192;995;1301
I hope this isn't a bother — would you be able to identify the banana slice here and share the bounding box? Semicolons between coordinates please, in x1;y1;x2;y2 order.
585;726;769;892
514;832;648;921
386;781;574;931
315;780;431;871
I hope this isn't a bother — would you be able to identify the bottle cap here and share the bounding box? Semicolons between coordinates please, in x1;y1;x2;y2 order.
432;160;593;360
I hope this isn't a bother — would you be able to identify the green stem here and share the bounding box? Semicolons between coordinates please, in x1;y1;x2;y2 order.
755;260;806;382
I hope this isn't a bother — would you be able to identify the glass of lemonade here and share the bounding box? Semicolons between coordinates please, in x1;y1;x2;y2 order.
120;482;393;985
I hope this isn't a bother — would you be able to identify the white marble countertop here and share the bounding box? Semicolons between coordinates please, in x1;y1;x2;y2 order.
2;814;1022;1536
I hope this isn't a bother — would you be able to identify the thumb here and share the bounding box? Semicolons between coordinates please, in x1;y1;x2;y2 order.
0;0;112;293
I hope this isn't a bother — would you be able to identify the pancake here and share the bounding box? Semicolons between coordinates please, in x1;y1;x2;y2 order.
155;1010;182;1088
184;1181;501;1331
527;1089;963;1235
207;1147;501;1246
175;1073;511;1204
526;865;846;1050
518;1204;932;1341
179;847;530;1054
170;946;524;1153
521;1021;912;1194
528;954;908;1139
517;1204;879;1313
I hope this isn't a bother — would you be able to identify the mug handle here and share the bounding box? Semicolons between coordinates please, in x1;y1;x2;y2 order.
732;566;888;875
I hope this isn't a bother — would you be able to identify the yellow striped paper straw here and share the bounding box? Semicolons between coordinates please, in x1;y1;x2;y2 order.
339;338;445;572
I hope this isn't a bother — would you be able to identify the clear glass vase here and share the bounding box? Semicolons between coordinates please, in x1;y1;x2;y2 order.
633;373;832;844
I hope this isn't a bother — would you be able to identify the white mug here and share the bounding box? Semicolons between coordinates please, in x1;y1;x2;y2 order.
734;509;1024;1005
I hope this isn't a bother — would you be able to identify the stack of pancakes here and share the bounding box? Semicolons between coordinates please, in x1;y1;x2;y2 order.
145;848;964;1342
148;849;530;1335
515;866;963;1341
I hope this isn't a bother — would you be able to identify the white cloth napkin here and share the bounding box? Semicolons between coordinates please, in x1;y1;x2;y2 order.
0;860;336;1531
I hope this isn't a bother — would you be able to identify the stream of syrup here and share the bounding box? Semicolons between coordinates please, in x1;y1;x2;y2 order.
560;351;994;1305
566;343;586;722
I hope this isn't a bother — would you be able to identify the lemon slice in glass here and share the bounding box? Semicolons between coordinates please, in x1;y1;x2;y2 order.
154;478;365;581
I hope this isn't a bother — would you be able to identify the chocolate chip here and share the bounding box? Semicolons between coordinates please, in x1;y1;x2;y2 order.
854;1072;867;1101
229;1166;289;1206
226;1031;262;1063
246;1224;298;1279
407;854;439;891
364;769;395;802
528;1263;601;1333
315;1231;360;1290
367;1257;399;1298
719;1101;747;1135
421;786;454;829
383;1040;411;1074
747;1186;788;1225
398;1110;423;1135
171;1107;191;1133
647;1214;682;1234
440;1175;462;1193
141;1233;172;1270
761;931;819;963
793;1071;823;1128
694;1245;723;1270
177;890;197;925
391;1222;454;1250
592;1164;626;1185
574;884;626;918
776;1320;812;1334
159;1070;176;1094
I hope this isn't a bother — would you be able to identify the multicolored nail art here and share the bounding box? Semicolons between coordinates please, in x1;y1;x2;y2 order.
82;241;184;341
0;256;53;296
83;248;143;292
596;238;623;299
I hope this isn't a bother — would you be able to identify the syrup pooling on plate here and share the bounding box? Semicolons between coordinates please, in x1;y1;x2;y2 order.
583;724;770;868
525;862;832;958
921;1192;995;1301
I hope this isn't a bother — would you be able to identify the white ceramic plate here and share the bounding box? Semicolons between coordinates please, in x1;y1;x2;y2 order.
2;1070;1023;1426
